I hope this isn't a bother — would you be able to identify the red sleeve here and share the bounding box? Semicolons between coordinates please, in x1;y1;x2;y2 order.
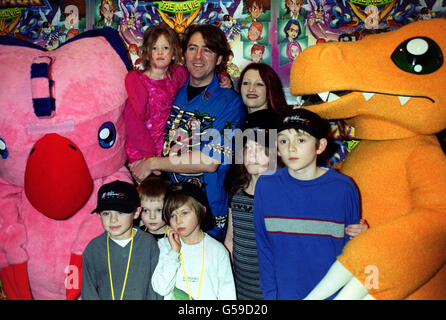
125;70;149;121
123;71;156;160
65;254;82;300
0;263;32;300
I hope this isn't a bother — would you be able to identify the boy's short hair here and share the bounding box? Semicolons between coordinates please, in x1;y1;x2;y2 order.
137;176;171;202
91;180;140;214
162;182;209;225
277;108;329;140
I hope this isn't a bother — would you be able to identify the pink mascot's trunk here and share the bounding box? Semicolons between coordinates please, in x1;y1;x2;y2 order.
24;133;93;220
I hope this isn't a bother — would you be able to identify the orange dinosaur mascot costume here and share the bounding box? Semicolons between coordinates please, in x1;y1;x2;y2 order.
290;18;446;299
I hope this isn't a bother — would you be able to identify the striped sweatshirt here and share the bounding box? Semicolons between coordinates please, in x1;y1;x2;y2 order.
253;167;360;300
231;189;263;300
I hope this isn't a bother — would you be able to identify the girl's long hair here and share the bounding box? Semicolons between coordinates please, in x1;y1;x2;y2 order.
237;63;293;115
224;141;284;199
141;23;182;72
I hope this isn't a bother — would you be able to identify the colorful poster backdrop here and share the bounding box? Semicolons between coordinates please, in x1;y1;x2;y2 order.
277;16;307;67
1;0;445;100
0;0;86;50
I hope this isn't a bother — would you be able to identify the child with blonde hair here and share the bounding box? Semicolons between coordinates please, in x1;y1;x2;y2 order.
137;176;171;240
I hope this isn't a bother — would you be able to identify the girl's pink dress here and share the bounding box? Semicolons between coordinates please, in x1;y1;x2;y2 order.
124;64;188;163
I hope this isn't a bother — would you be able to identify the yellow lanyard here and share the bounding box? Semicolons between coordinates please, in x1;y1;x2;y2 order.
107;229;134;300
179;230;205;300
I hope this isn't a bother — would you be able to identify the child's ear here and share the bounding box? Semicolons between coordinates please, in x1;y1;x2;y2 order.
316;138;328;155
133;207;142;219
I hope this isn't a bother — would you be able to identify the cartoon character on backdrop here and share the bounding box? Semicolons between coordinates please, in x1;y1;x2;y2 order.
286;40;301;61
290;18;446;299
95;0;120;28
227;50;241;86
250;43;265;62
247;21;263;43
218;0;247;41
347;1;396;30
328;3;357;30
281;19;301;43
37;8;66;50
66;28;79;41
417;0;446;20
385;3;418;27
157;7;201;34
116;0;144;47
281;0;306;20
0;27;132;300
303;0;340;41
244;0;271;22
17;10;39;41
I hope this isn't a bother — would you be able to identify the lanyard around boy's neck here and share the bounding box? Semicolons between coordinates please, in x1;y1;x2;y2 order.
107;229;134;300
179;230;205;300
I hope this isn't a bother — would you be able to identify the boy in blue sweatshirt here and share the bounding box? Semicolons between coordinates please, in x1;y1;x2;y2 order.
253;108;360;300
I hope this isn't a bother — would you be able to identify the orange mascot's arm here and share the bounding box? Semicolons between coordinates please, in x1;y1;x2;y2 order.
338;142;446;300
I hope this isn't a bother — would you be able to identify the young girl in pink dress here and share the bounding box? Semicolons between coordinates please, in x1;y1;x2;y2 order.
124;23;188;163
124;24;233;163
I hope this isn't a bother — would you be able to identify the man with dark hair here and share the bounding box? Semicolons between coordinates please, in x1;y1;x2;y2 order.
130;24;244;242
181;24;230;77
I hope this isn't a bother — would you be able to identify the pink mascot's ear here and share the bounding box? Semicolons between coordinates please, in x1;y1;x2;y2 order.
24;133;93;220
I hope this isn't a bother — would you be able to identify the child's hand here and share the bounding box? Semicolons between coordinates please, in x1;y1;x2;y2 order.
218;74;232;88
166;228;181;253
345;219;369;238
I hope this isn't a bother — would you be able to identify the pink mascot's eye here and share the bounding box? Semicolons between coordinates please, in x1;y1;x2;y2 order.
98;122;117;148
0;137;8;159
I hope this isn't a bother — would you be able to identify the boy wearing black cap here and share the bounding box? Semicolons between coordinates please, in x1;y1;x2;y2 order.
253;108;361;300
81;180;161;300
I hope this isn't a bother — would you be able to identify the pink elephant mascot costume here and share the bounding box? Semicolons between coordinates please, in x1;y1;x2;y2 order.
0;27;132;299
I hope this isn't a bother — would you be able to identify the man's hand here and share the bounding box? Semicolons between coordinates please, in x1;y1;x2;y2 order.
129;158;160;183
